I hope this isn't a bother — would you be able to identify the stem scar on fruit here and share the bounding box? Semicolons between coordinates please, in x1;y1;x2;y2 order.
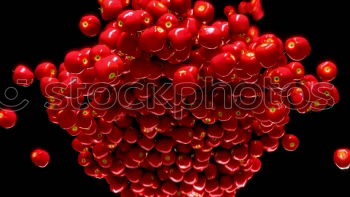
109;72;116;79
165;21;172;28
82;58;89;65
198;5;206;12
118;20;123;28
269;107;276;113
296;68;302;74
95;55;101;61
235;111;241;116
82;21;89;28
288;41;296;49
273;76;280;83
144;17;151;24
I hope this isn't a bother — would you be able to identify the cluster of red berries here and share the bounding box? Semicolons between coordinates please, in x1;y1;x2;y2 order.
2;0;347;196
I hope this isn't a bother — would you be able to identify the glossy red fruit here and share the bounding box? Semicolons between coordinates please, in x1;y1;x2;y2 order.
173;65;199;96
168;0;191;14
228;14;250;34
198;26;222;49
267;66;294;89
12;64;34;87
94;55;125;83
35;62;57;80
210;52;237;77
287;62;305;79
285;36;311;61
0;109;17;129
316;61;337;82
255;42;282;68
64;51;88;73
145;0;168;19
249;140;264;157
57;109;78;129
90;44;111;63
168;27;192;51
139;26;167;52
157;13;179;31
79;15;101;37
281;134;300;151
101;0;123;21
333;148;350;170
117;10;151;32
31;149;50;168
99;28;122;49
193;1;215;23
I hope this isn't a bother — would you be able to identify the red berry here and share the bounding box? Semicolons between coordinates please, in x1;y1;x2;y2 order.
198;26;222;49
35;62;57;80
64;51;88;73
79;15;101;37
333;148;350;170
316;61;337;82
99;28;122;49
145;0;168;19
168;27;193;51
31;149;50;168
287;62;305;79
139;26;167;52
281;134;300;152
94;55;125;83
210;52;237;77
173;65;200;96
157;13;179;31
101;0;123;21
193;1;215;23
285;36;311;61
228;14;250;34
12;64;34;87
0;109;17;129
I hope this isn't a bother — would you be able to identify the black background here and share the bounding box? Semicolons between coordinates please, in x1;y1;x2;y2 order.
0;0;349;196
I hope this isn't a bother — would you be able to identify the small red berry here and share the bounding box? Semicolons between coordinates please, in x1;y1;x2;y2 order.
228;14;250;34
139;26;167;53
281;134;300;152
173;65;200;96
79;15;101;37
12;64;34;87
210;52;237;77
193;1;215;23
198;26;222;49
35;62;57;80
31;149;50;168
101;0;123;21
333;148;350;170
316;61;338;82
94;55;125;83
157;13;179;31
285;36;311;61
0;109;17;129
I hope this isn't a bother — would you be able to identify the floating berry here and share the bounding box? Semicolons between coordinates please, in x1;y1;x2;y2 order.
316;61;338;82
333;148;350;170
285;36;311;61
282;134;300;152
31;149;50;168
0;109;17;129
12;64;34;87
79;15;101;37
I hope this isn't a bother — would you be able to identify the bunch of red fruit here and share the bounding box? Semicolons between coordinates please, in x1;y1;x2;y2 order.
5;0;344;196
